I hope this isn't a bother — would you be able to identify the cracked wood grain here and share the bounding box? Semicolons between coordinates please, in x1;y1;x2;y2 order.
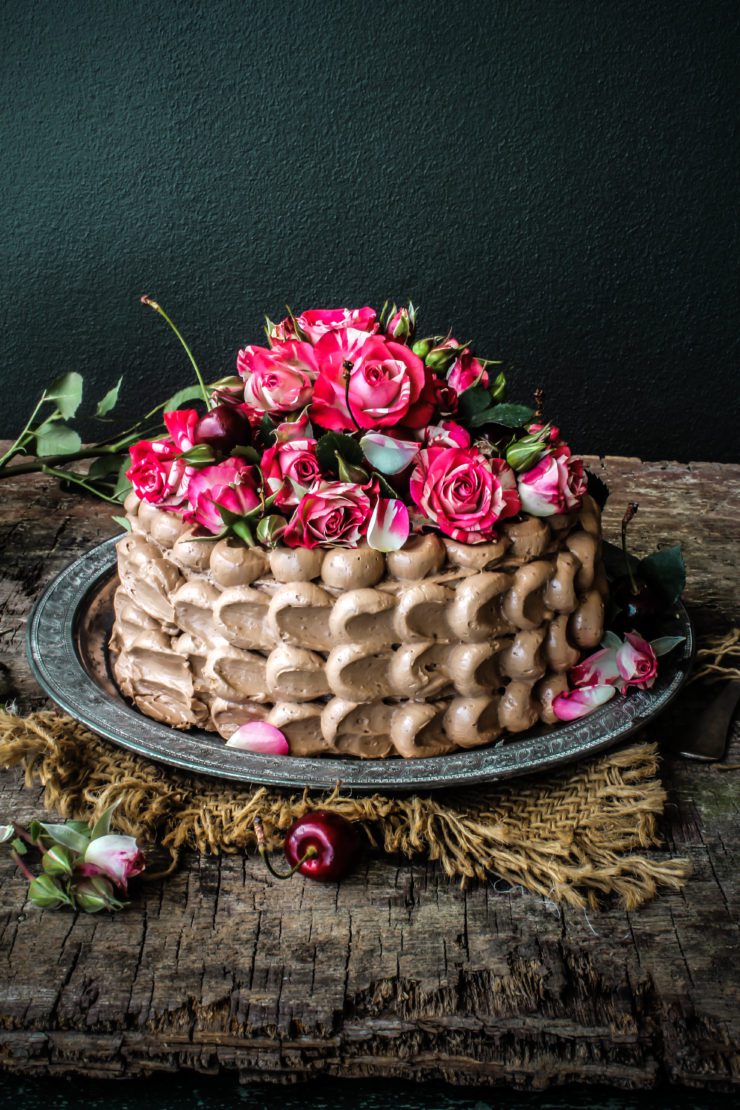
0;454;739;1090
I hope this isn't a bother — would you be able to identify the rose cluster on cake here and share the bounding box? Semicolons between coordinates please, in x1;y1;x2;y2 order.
126;303;587;551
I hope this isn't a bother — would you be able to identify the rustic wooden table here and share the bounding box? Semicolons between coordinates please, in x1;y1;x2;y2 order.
0;457;738;1093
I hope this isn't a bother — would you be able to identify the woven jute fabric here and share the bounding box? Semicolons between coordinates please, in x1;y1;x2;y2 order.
0;709;691;910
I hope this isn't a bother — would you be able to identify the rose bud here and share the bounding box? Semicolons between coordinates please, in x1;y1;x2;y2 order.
195;403;252;454
425;339;462;374
411;338;434;359
80;834;145;893
491;370;507;402
28;874;70;909
386;305;415;343
505;431;550;473
42;844;74;877
74;875;125;913
256;515;287;546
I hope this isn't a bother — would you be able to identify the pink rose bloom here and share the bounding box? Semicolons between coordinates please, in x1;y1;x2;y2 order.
419;420;471;449
80;834;145;894
163;408;199;451
311;333;429;432
616;632;658;692
186;458;261;534
447;346;489;394
409;447;520;543
261;438;321;508
432;378;458;415
238;341;318;416
283;481;372;548
569;645;621;688
517;445;587;517
296;306;377;344
126;439;191;507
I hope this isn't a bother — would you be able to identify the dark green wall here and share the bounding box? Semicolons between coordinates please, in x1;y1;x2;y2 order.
1;0;737;461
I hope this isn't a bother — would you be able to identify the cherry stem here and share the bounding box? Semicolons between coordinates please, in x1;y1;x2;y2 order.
141;296;211;409
253;817;318;880
621;501;640;594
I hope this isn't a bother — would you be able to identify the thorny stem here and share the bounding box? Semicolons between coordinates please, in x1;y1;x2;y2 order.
141;296;211;408
621;501;640;594
0;447;116;478
253;816;318;880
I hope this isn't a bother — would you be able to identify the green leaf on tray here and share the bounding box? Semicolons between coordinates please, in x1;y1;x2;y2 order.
111;515;132;532
586;469;610;510
316;432;364;473
162;384;206;411
95;376;123;417
457;384;492;423
651;635;686;657
46;371;83;419
34;424;83;457
639;545;686;606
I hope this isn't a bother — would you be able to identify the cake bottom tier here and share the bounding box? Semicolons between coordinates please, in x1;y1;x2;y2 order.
110;494;608;759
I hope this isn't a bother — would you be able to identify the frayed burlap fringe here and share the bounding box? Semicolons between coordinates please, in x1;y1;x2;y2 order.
0;708;692;910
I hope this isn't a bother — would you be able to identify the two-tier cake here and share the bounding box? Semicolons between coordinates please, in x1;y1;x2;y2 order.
110;303;606;758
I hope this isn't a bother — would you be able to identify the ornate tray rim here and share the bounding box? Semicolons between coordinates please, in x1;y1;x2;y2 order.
26;536;694;793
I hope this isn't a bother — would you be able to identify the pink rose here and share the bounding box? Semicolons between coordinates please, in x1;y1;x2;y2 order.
366;498;410;552
527;421;561;445
186;458;261;534
80;834;145;894
163;408;199;451
418;420;471;449
409;447;520;543
552;684;616;721
569;645;621;688
616;632;658;692
283;481;372;548
296;306;377;344
261;438;321;508
446;345;489;394
311;333;429;432
432;378;458;415
517;445;587;517
126;439;191;507
238;341;318;416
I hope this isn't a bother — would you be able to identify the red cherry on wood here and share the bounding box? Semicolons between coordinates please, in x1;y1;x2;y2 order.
283;810;360;882
195;403;251;453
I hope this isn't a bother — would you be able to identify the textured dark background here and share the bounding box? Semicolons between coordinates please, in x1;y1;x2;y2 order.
1;0;737;461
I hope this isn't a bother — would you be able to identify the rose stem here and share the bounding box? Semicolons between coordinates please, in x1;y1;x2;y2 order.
140;296;211;409
621;501;640;594
253;816;318;880
10;849;36;883
342;360;362;432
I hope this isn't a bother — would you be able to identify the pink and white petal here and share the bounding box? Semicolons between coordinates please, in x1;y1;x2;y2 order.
360;433;420;475
226;721;290;755
552;684;617;721
569;646;621;688
367;498;410;552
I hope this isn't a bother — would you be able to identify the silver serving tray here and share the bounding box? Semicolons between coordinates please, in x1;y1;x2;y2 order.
26;536;694;793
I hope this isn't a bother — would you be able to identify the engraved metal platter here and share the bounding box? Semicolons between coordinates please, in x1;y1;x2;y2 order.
26;536;694;793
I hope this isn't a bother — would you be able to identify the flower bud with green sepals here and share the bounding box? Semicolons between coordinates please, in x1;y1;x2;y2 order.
74;875;126;914
42;844;74;878
28;874;72;909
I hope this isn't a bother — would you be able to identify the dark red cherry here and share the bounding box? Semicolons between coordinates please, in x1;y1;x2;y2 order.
283;810;360;883
610;576;662;637
195;403;251;453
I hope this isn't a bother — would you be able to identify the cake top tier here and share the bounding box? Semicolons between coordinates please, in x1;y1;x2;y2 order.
126;302;591;553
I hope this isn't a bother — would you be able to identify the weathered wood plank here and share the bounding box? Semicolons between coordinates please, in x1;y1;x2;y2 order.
0;454;738;1090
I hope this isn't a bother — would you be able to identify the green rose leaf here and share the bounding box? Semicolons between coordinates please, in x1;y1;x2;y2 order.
650;635;687;657
469;403;534;430
163;384;207;411
87;455;122;481
46;371;83;419
316;432;363;474
111;514;132;532
457;384;493;424
95;376;123;417
586;470;610;510
34;424;83;457
90;799;121;841
639;545;686;606
38;822;91;855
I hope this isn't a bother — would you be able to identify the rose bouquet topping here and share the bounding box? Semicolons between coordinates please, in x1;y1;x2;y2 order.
125;300;592;551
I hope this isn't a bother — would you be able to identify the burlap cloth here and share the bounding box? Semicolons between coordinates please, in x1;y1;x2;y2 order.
1;630;737;910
